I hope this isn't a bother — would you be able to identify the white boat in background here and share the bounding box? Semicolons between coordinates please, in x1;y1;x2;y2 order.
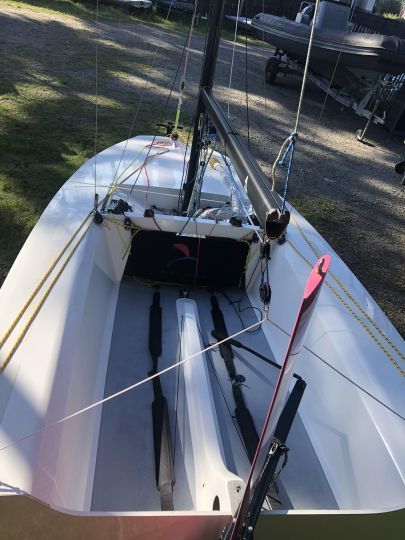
112;0;152;10
224;15;252;33
0;0;404;539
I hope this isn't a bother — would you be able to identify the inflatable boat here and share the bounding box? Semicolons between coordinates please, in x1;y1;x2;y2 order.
251;12;405;79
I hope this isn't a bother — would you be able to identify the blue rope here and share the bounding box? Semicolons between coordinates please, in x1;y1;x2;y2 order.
279;132;298;213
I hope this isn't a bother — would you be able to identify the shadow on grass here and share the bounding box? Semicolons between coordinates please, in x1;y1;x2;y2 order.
0;5;194;278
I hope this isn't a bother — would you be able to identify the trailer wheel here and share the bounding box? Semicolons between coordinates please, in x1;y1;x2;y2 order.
265;57;279;84
395;160;405;174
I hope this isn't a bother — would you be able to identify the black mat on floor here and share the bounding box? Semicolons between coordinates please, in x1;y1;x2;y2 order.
125;230;250;288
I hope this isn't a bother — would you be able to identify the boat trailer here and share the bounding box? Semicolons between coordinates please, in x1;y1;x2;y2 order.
264;49;403;143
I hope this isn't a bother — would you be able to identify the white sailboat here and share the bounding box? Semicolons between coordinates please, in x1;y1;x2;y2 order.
0;1;404;539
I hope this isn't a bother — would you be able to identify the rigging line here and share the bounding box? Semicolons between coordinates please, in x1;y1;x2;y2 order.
177;124;193;213
220;290;262;335
106;145;149;204
0;159;152;369
0;157;147;371
0;220;93;374
114;148;170;197
0;319;264;452
0;145;162;369
226;0;242;118
193;220;201;289
286;235;404;376
0;481;25;494
317;1;357;124
209;349;250;459
218;151;264;243
267;317;405;422
182;137;216;220
195;321;250;460
196;138;217;207
129;23;195;195
0;211;93;353
271;134;294;192
108;0;177;191
94;0;100;196
176;0;212;209
294;0;321;134
243;206;263;242
289;213;404;363
280;137;296;213
144;160;151;210
261;0;268;120
173;0;199;135
244;0;250;148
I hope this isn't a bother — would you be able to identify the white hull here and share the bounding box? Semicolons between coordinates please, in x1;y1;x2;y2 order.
0;136;404;538
1;495;405;539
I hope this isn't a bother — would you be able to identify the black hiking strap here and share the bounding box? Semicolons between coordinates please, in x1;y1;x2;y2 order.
211;329;300;380
210;296;259;462
149;291;175;511
211;296;237;379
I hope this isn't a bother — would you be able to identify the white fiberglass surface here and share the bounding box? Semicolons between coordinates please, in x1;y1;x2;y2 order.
71;135;243;203
248;206;405;511
91;279;336;512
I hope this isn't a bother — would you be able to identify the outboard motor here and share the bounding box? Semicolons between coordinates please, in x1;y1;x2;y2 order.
296;1;354;32
295;2;316;25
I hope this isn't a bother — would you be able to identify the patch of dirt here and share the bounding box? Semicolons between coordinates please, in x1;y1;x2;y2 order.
1;1;404;336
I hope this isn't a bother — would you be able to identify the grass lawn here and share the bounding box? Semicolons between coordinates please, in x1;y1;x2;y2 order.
0;1;178;280
2;0;259;42
0;0;263;283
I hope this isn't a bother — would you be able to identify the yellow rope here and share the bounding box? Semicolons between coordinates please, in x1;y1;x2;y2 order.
122;228;141;260
287;238;404;376
106;217;128;251
0;147;165;343
0;220;94;374
0;145;171;375
108;148;170;198
290;215;404;362
0;211;93;351
105;146;147;203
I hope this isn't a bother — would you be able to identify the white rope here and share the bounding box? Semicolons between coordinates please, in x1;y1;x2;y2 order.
294;0;321;133
107;0;177;194
241;176;264;244
268;318;405;422
0;318;264;452
0;481;25;495
271;134;294;191
270;1;320;195
173;0;199;134
217;150;264;243
94;0;100;196
317;1;357;123
261;0;269;121
227;0;242;118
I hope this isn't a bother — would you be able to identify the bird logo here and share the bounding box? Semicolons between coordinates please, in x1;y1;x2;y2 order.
166;243;197;268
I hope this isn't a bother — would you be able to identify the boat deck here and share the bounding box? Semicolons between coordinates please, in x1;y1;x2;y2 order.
91;278;338;512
